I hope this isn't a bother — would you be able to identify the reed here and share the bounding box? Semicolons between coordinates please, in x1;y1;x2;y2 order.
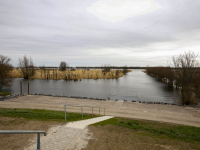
10;69;131;80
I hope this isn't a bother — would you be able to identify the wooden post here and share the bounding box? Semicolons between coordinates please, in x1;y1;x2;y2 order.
92;107;93;117
20;81;22;94
28;83;29;94
65;106;66;122
81;107;83;120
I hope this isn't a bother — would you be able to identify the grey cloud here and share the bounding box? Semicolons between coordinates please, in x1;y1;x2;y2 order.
0;0;200;67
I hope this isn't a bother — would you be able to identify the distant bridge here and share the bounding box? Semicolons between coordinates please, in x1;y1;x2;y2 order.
76;66;147;69
15;66;147;69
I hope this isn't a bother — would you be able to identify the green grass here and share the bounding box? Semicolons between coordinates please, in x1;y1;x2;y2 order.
91;117;200;143
0;108;96;122
0;91;11;96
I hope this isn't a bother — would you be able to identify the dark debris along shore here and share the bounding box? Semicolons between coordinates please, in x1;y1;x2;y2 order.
0;93;179;106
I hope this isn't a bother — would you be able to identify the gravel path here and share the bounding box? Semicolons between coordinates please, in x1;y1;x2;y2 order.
26;116;113;150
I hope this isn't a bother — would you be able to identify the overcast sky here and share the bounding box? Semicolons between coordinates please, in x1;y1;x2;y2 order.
0;0;200;67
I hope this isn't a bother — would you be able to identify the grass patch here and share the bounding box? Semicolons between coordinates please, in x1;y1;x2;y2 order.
0;91;11;96
0;108;96;122
91;117;200;143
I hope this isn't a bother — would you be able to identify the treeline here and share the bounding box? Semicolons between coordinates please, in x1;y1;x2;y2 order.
146;67;174;87
146;51;200;106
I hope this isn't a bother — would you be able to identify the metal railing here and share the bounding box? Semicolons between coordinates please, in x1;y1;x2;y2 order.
63;105;106;122
0;130;46;150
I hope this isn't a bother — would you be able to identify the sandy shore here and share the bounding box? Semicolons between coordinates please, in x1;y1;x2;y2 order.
0;95;200;127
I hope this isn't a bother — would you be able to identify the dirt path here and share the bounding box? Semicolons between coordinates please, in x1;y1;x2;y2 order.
0;95;200;127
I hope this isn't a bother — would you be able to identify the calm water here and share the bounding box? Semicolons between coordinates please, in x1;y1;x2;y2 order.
4;70;181;103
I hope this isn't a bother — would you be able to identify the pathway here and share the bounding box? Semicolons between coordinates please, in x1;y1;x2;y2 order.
40;116;113;150
112;100;124;109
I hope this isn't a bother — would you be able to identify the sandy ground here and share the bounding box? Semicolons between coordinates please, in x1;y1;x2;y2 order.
67;127;94;150
24;124;65;150
0;95;200;127
0;116;64;150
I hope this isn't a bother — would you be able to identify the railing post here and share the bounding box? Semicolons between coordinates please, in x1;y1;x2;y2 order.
65;105;66;122
37;133;40;150
92;107;93;117
99;108;100;116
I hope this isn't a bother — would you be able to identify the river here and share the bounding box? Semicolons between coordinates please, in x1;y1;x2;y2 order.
4;69;182;104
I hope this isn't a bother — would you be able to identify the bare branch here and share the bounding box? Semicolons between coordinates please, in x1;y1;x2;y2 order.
0;55;13;89
18;55;36;79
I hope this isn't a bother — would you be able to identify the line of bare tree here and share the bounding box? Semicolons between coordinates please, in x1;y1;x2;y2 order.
40;65;59;80
18;57;70;80
101;64;129;76
146;51;200;106
146;67;174;87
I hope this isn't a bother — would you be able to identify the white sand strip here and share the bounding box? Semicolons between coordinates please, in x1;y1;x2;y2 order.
66;116;113;129
112;100;124;108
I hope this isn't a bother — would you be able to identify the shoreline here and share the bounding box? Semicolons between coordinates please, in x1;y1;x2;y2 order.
0;93;183;106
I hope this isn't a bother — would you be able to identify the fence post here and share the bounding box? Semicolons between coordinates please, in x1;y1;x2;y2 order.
20;81;22;94
81;107;83;120
92;107;93;117
65;106;66;122
28;83;29;94
104;108;105;116
99;108;100;116
37;133;40;150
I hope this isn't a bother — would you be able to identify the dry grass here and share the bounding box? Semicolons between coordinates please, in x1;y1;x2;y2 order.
10;69;131;81
85;125;200;150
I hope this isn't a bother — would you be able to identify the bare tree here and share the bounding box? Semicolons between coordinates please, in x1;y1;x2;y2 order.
116;69;120;77
18;55;36;79
172;51;199;105
191;68;200;98
59;61;68;71
164;67;174;88
102;64;111;76
123;65;128;74
0;55;13;90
